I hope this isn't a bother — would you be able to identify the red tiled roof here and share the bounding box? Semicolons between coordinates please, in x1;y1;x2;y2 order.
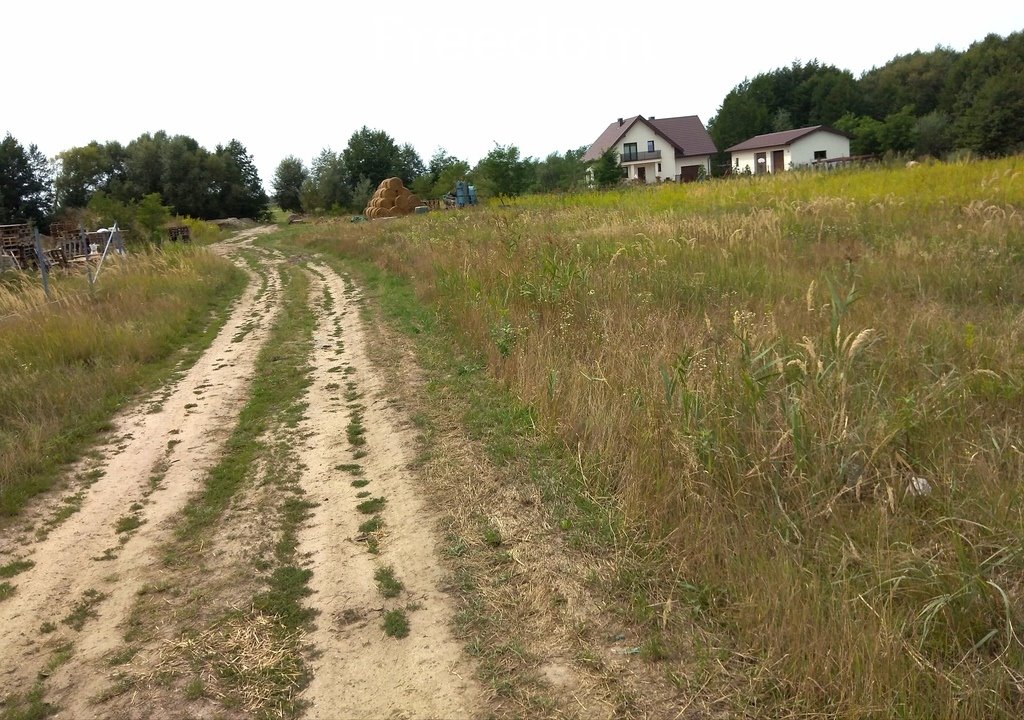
725;125;852;152
583;115;717;162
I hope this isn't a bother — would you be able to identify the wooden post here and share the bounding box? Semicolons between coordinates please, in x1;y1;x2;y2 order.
81;224;95;292
33;227;51;300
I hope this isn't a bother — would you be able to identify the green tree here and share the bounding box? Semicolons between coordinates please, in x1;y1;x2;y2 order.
86;191;135;231
352;176;374;212
160;135;212;218
135;193;171;240
343;127;401;190
879;106;918;154
914;111;953;157
709;80;771;155
214;139;270;220
835;113;885;156
535;147;588;193
123;131;168;199
591;146;624;188
395;143;425;187
0;134;53;226
413;148;471;198
474;144;535;198
272;156;308;213
301;149;351;213
860;47;959;118
946;31;1024;155
55;141;119;207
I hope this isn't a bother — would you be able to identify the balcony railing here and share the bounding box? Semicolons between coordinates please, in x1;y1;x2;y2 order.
620;149;661;163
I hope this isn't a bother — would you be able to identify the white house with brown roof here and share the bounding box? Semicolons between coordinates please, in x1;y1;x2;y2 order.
583;115;717;184
726;125;852;174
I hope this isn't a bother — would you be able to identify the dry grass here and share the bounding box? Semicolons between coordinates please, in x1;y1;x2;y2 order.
134;611;305;713
0;246;245;516
278;157;1024;717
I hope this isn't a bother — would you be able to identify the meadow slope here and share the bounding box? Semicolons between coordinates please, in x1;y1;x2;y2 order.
277;157;1024;718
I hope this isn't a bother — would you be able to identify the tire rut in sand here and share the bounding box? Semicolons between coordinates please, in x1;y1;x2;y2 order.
0;248;284;712
295;264;481;719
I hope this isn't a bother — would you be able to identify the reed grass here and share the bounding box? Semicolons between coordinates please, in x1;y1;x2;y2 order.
0;246;245;516
279;157;1023;717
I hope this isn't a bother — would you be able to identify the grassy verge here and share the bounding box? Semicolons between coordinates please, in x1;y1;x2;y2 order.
264;157;1024;718
260;235;665;714
0;245;247;517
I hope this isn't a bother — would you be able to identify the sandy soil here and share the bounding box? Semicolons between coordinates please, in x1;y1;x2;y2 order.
295;264;481;718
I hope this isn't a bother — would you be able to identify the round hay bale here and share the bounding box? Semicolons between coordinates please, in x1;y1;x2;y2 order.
384;177;402;191
381;188;398;201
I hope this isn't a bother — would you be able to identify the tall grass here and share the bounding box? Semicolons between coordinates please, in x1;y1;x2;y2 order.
283;158;1023;717
0;246;245;516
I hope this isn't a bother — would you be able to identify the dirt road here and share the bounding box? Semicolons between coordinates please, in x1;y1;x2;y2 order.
0;233;481;718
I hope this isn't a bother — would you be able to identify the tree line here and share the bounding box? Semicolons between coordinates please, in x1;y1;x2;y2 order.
0;131;269;231
708;31;1024;167
271;126;590;214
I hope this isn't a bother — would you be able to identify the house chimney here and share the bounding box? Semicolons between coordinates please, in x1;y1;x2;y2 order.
617;118;623;126
650;115;655;120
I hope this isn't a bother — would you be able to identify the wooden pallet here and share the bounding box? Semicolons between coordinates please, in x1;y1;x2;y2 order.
167;226;191;242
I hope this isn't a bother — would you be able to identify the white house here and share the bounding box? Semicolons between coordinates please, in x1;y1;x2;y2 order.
583;115;718;183
726;125;852;174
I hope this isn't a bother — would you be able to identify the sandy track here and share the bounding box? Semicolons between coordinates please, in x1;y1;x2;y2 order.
295;264;481;719
0;244;282;711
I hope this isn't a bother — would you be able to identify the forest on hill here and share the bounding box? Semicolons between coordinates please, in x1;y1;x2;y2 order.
708;31;1024;162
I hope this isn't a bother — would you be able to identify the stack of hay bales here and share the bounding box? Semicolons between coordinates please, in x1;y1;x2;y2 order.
363;177;423;219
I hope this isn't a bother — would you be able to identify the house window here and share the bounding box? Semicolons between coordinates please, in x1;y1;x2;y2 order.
623;142;638;161
657;162;661;172
735;157;740;167
814;150;827;160
647;140;655;152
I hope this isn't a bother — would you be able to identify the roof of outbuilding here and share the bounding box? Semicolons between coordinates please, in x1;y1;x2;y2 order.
724;125;853;152
583;115;717;162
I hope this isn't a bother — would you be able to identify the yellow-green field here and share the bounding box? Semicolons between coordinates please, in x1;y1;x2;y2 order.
0;247;245;516
281;158;1023;718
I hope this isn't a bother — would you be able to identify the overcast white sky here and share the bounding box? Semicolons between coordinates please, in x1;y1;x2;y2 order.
3;1;1021;190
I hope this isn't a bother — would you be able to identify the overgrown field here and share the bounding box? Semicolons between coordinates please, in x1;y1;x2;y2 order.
0;247;245;516
281;158;1023;718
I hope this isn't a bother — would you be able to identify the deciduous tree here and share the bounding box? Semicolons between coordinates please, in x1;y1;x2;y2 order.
272;156;308;213
343;127;401;190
